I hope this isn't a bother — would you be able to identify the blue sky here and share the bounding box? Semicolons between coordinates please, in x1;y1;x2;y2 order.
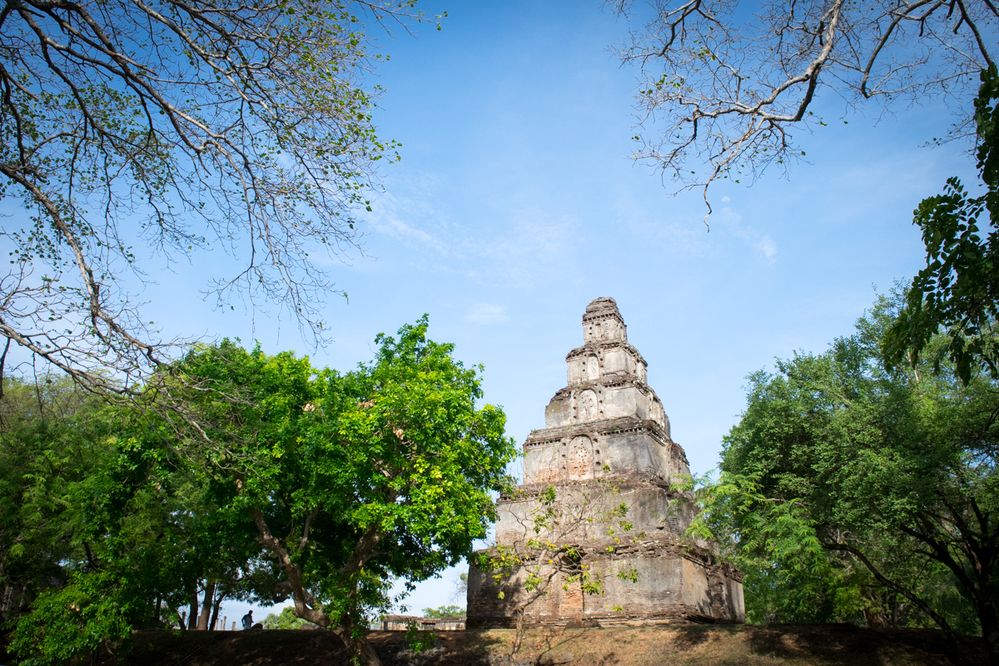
4;2;985;619
195;2;986;617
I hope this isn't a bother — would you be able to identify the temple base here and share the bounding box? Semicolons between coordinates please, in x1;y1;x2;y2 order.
467;537;744;628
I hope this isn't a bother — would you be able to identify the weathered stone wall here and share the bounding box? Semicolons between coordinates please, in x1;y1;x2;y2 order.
494;479;696;547
544;384;668;432
523;418;684;486
566;343;649;386
467;539;743;627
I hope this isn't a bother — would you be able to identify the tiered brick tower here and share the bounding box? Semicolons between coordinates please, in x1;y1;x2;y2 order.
466;297;744;626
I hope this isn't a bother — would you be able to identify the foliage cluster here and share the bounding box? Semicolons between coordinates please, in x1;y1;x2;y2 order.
886;65;999;383
694;294;998;661
262;607;318;630
0;319;515;665
420;605;464;619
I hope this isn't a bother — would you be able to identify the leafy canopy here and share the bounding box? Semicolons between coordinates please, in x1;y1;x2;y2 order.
695;294;997;658
886;65;999;383
6;318;515;666
152;319;516;663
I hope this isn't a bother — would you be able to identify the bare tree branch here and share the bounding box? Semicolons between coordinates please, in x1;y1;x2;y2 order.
619;0;998;222
0;0;425;391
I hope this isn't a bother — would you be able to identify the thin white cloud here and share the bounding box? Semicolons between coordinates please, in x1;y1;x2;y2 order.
368;210;436;245
362;180;582;288
716;204;779;265
755;235;779;265
465;302;509;325
611;195;712;258
478;211;579;287
363;186;453;256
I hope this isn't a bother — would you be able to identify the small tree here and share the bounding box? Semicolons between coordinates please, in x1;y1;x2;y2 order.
421;605;464;619
262;607;318;630
474;479;642;661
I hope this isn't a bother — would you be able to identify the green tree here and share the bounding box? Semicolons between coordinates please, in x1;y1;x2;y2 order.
8;571;137;666
0;376;104;629
0;0;430;389
0;378;167;661
145;318;515;665
3;375;271;663
421;605;464;619
697;295;998;659
262;606;318;630
7;319;514;665
691;473;871;625
886;65;999;383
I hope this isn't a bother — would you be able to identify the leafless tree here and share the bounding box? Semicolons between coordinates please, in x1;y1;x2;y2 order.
617;0;998;220
0;0;426;392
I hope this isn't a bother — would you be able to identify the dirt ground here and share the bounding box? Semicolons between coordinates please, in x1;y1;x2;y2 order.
110;623;986;665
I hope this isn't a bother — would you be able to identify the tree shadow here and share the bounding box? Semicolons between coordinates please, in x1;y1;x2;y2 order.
745;624;965;666
434;625;623;666
103;623;987;665
526;624;621;666
667;624;716;649
118;629;356;664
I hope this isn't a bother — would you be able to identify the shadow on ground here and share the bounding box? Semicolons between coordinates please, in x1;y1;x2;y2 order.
87;623;985;665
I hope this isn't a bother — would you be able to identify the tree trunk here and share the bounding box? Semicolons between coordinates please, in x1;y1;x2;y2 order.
336;621;381;666
196;580;216;630
187;590;198;631
209;586;225;631
251;506;381;663
976;597;999;664
971;540;999;664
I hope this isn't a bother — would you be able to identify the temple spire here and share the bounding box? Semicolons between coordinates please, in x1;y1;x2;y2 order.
566;297;648;389
581;297;627;344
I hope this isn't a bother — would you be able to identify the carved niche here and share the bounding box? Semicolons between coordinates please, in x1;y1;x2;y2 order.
576;389;599;422
566;435;594;480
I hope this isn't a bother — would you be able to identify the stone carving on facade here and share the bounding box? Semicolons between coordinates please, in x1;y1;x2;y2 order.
466;297;745;627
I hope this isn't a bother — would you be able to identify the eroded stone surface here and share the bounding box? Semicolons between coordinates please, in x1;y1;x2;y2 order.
467;297;744;627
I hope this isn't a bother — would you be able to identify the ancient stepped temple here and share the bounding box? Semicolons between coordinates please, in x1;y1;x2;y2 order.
466;297;744;626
